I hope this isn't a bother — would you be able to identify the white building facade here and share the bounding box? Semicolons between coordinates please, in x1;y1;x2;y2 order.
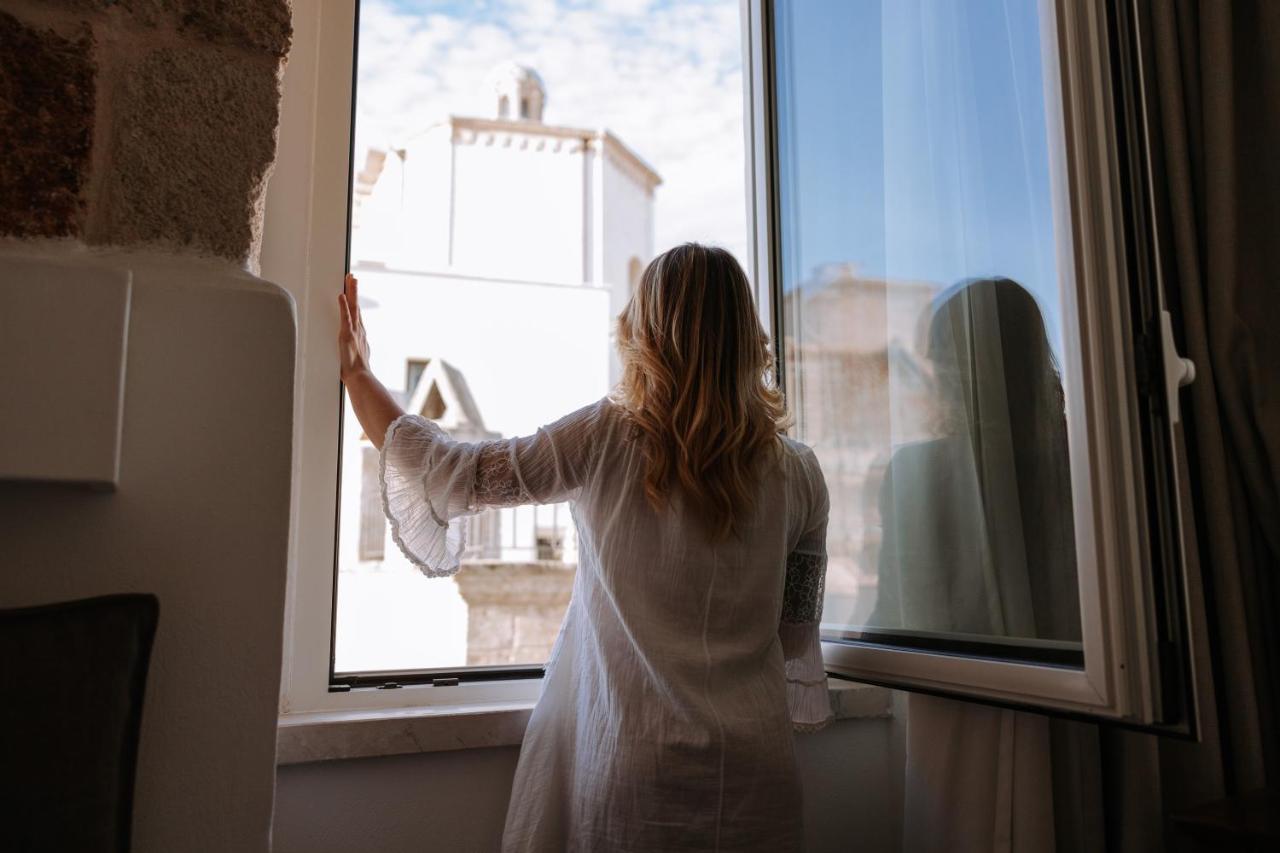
335;65;660;672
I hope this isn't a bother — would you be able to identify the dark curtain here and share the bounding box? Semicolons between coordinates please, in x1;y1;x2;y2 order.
1141;0;1280;794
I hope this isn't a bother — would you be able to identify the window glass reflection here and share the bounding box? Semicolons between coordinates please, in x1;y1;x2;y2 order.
774;0;1083;653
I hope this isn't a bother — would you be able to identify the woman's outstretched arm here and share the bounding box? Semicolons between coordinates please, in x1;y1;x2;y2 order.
338;273;404;449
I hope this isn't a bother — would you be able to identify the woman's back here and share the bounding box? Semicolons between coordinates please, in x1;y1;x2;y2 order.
566;396;823;714
347;244;831;852
505;397;829;852
379;394;829;852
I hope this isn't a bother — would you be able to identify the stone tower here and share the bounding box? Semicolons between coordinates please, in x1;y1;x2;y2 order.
488;61;546;122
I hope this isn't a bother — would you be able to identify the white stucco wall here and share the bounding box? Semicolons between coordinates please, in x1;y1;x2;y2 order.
352;149;405;266
601;147;657;313
396;127;455;271
449;132;589;284
353;125;656;292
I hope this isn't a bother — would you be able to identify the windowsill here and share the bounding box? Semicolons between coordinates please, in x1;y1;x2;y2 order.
276;678;892;766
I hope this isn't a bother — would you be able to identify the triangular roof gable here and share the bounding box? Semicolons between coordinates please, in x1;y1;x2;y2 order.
405;358;490;434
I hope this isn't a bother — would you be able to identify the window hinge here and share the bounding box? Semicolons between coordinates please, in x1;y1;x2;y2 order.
329;683;351;693
377;681;403;690
432;677;460;687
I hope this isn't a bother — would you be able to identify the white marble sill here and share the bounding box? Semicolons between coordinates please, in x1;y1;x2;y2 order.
276;678;891;766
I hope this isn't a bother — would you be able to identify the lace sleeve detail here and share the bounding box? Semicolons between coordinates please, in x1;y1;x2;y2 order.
779;550;831;731
780;447;832;732
472;441;533;508
782;551;826;624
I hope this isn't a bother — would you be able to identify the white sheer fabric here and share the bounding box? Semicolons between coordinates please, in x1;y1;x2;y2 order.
380;396;831;852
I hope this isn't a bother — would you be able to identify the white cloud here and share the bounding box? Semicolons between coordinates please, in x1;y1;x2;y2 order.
356;0;749;263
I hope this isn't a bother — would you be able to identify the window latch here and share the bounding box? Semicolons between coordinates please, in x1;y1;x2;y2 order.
1159;309;1196;425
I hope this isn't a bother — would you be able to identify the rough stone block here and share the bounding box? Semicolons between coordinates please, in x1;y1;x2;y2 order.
0;12;95;238
95;46;280;263
43;1;167;15
513;610;567;649
180;0;291;59
466;609;514;650
40;1;290;51
467;650;514;667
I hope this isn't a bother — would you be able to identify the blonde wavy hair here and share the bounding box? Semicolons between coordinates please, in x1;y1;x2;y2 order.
615;243;789;539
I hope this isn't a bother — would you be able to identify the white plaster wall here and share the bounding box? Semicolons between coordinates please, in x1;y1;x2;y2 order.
450;136;588;283
601;151;656;315
0;245;295;853
353;148;407;267
600;152;656;381
394;126;455;270
273;714;904;853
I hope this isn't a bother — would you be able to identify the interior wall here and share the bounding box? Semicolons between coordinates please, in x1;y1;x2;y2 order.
274;713;904;853
0;247;296;853
1;3;296;852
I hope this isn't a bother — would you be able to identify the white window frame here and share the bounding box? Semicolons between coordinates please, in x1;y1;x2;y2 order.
267;0;545;715
744;0;1201;727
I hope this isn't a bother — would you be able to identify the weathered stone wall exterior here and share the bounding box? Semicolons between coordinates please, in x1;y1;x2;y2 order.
0;0;290;266
455;562;576;666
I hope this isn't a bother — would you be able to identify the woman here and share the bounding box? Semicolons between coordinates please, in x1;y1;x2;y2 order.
339;243;831;852
871;277;1080;643
871;278;1078;852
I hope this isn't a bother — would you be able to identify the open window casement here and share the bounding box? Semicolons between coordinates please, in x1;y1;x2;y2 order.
743;0;1201;730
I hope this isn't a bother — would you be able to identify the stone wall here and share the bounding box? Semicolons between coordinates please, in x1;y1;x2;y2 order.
454;561;575;666
0;0;291;268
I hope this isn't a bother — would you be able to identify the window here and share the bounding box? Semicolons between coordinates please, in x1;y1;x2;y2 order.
277;0;1197;724
751;0;1197;727
776;0;1082;659
277;0;748;706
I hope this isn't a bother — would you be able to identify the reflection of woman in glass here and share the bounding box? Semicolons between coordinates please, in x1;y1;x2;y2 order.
871;277;1080;852
871;276;1080;643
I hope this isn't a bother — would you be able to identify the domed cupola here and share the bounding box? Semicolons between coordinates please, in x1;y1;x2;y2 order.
488;62;546;123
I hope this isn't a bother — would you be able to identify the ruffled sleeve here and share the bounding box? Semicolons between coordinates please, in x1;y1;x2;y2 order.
379;400;605;577
780;448;833;732
379;415;471;577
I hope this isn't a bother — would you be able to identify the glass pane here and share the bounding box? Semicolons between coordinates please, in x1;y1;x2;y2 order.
334;0;748;675
773;0;1083;661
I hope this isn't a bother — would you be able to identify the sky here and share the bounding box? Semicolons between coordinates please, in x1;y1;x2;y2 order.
355;0;749;262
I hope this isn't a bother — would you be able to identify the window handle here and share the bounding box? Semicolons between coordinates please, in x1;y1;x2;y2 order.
1160;309;1197;424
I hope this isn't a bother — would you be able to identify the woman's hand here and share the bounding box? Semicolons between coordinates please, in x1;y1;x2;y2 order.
338;273;372;383
336;272;405;450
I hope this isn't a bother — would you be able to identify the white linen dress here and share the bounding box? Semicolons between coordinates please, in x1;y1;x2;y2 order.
380;396;832;852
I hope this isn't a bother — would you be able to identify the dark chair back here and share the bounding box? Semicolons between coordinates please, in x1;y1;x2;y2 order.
0;594;159;853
